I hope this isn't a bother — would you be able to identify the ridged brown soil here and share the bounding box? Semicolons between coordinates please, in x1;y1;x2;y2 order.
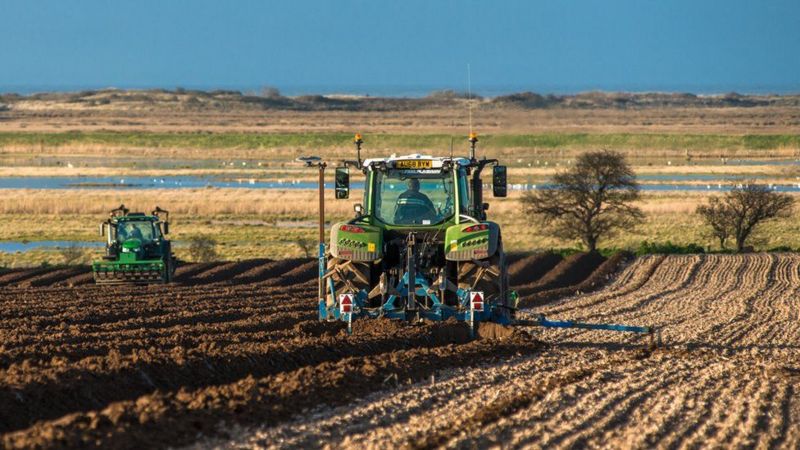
0;267;53;287
221;254;800;450
17;266;91;288
508;251;563;287
518;252;631;307
0;252;621;449
516;251;608;297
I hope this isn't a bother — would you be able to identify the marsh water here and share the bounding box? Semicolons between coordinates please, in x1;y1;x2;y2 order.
1;175;800;191
0;176;328;190
0;241;105;253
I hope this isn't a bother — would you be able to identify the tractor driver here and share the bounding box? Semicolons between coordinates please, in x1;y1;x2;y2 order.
394;178;437;224
117;223;145;242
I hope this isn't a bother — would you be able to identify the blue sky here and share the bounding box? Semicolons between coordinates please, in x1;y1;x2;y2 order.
1;0;798;95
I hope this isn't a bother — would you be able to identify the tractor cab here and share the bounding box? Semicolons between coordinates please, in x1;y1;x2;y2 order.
367;155;470;227
114;218;161;245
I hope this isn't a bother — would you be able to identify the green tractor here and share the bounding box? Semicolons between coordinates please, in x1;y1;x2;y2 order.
92;205;176;284
321;133;515;325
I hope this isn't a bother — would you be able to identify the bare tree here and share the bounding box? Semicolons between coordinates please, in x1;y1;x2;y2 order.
696;197;734;249
696;183;794;252
521;150;643;252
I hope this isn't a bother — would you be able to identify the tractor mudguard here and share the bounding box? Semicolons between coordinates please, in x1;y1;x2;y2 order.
329;221;383;261
444;221;500;261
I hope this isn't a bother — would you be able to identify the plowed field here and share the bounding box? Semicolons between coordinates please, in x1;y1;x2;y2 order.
3;253;799;449
196;254;800;449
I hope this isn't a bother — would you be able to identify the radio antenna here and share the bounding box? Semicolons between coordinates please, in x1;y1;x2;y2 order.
449;137;454;159
467;63;473;135
466;64;479;161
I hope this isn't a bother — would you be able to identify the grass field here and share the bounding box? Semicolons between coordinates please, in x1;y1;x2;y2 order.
1;93;799;267
2;131;799;153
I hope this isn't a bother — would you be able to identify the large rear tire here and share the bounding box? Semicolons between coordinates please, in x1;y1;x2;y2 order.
325;257;375;308
457;241;513;321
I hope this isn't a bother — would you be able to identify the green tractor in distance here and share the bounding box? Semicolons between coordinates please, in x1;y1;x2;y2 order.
92;205;176;284
321;133;515;326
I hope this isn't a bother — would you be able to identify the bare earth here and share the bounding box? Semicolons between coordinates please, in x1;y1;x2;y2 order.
208;254;800;449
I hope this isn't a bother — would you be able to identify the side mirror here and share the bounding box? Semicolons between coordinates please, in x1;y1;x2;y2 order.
99;223;106;237
335;167;350;199
492;165;507;197
163;222;170;235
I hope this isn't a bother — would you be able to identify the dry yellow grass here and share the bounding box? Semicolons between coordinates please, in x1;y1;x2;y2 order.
0;188;783;218
3;188;800;268
4;105;800;134
0;188;356;216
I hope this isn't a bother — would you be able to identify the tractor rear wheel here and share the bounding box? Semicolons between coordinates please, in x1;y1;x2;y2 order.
325;257;375;308
457;242;513;320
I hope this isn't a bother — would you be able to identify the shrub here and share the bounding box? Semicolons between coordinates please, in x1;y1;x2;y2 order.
60;245;84;265
636;241;705;256
188;236;219;262
767;245;794;253
293;237;314;258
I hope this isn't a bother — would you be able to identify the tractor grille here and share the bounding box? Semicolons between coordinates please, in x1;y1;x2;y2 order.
461;236;489;247
338;238;367;248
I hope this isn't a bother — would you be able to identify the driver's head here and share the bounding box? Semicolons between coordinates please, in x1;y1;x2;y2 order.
407;178;420;192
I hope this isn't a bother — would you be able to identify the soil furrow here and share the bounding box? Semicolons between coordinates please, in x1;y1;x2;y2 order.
3;326;539;450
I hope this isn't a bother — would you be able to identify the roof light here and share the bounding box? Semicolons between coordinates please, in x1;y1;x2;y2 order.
463;224;488;233
340;224;365;233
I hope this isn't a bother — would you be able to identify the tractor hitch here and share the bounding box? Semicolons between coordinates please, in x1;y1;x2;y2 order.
516;313;661;347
